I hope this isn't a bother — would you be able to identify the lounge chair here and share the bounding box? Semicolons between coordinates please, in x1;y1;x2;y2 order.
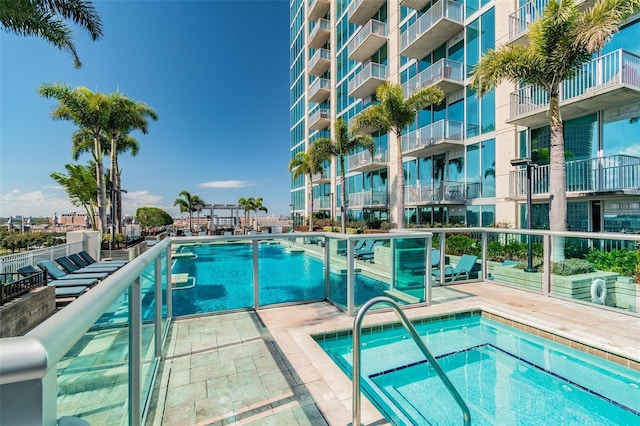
399;249;440;273
68;253;126;269
78;250;128;266
37;260;109;281
337;239;366;256
54;256;120;274
432;254;478;283
18;265;99;288
355;240;384;260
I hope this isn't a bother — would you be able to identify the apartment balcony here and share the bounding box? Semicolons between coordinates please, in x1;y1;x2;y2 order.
308;19;330;49
399;0;430;10
308;77;331;103
509;155;640;198
347;0;386;26
347;20;388;63
403;58;464;98
348;190;388;209
508;0;596;44
405;181;467;204
348;149;388;173
400;0;464;59
308;0;330;22
309;48;331;76
309;107;330;130
348;62;388;99
311;170;331;184
312;196;332;210
401;120;475;157
507;50;640;127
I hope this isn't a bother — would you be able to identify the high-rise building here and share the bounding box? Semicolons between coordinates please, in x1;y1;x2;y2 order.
289;0;640;232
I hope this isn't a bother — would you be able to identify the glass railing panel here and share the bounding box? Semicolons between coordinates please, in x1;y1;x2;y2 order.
327;237;350;310
161;249;168;335
56;292;130;424
140;262;156;407
171;241;253;316
552;235;637;313
258;238;325;306
486;231;543;292
394;237;428;304
353;237;394;312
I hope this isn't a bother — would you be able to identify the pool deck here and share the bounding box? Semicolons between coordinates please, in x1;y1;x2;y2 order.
146;281;640;425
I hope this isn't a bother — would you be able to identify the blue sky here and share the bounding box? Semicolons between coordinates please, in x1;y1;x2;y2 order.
0;0;291;219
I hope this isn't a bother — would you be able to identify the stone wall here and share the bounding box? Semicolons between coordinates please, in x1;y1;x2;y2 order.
0;286;55;337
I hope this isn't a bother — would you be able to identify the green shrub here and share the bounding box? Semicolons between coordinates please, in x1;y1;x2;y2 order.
552;259;594;276
445;234;480;256
585;248;637;277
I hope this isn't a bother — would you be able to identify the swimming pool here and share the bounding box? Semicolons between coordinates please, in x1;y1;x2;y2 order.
316;313;640;425
170;242;393;316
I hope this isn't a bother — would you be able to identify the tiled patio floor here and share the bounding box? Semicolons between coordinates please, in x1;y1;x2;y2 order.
146;282;640;425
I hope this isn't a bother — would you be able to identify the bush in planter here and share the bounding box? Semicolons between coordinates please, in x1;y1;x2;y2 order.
445;234;480;257
552;258;595;276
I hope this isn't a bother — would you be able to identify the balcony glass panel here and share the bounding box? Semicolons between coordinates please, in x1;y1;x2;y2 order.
348;190;388;207
400;0;464;58
405;181;466;203
348;149;388;171
309;48;331;76
401;120;467;153
348;63;388;98
403;58;464;97
508;0;548;42
347;20;388;62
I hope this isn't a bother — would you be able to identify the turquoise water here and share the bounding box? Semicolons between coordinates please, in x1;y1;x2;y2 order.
170;242;392;316
318;315;640;425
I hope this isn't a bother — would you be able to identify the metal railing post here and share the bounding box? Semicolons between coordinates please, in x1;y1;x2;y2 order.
481;230;488;280
543;234;551;296
129;277;141;426
165;245;172;319
253;239;259;309
347;239;355;317
324;235;331;298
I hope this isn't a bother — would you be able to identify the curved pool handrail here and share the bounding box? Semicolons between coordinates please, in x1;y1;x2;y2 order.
351;296;471;426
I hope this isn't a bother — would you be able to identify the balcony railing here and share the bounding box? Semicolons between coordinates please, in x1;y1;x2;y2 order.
348;62;388;98
312;196;332;210
311;170;331;183
401;120;473;157
308;0;330;22
508;50;640;127
405;181;467;203
309;107;330;130
0;241;84;274
308;18;330;49
403;58;464;97
347;19;388;63
348;149;388;173
400;0;463;59
347;0;386;26
348;191;388;208
508;0;547;43
510;155;640;197
309;48;331;76
308;77;331;103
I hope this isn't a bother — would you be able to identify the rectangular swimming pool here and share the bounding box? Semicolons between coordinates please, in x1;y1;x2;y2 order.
316;312;640;425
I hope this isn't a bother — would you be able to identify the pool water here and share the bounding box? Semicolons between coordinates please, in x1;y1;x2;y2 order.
170;242;392;316
317;314;640;425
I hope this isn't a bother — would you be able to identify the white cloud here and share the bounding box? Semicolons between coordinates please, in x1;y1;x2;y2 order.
121;191;164;215
199;180;254;189
1;189;76;217
620;144;640;157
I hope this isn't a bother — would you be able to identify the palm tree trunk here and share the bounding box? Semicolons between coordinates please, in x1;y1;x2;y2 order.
396;132;405;229
340;157;347;233
308;176;314;232
95;137;107;233
116;168;123;234
548;87;567;261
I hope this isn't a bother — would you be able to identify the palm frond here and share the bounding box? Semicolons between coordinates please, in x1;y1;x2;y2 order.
573;0;640;53
350;104;389;134
406;86;444;112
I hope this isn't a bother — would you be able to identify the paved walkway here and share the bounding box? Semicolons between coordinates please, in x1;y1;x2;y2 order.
146;282;640;425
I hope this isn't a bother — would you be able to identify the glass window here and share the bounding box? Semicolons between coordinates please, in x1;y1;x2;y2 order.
480;8;495;55
466;143;480;199
466;18;480;77
418;157;432;184
481;205;495;226
480;90;495;133
448;156;464;183
449;99;464;123
481;139;496;197
404;160;417;185
466;87;479;137
603;107;640;157
466;205;480;226
603;19;640;56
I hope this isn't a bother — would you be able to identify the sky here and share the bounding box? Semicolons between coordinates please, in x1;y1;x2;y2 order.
0;0;291;219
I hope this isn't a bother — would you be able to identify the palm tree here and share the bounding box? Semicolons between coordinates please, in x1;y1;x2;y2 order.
350;81;443;229
311;119;376;233
252;197;268;230
289;151;324;231
0;0;103;68
174;190;197;233
105;92;158;233
50;163;98;229
470;0;640;258
238;197;253;229
191;195;205;233
39;84;112;232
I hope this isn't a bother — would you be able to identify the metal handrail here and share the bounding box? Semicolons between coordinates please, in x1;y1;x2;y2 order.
351;296;471;426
